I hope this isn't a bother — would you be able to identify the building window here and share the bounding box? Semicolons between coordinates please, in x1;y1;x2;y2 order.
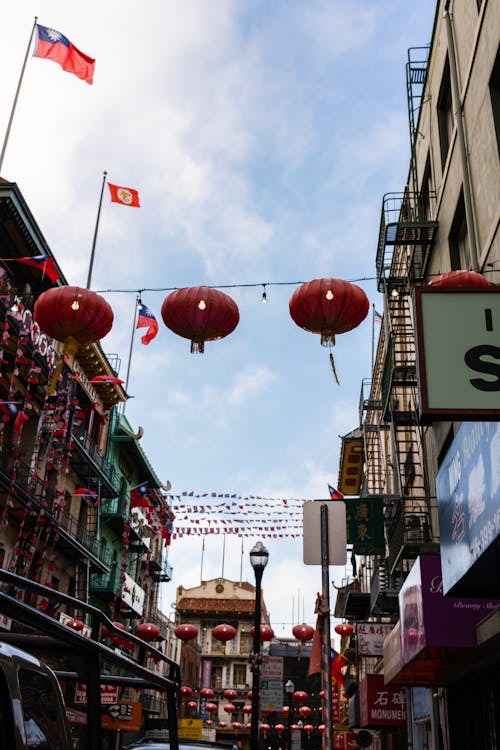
449;190;470;270
239;631;253;654
437;57;454;170
233;664;247;687
211;665;223;690
489;45;500;162
419;155;434;220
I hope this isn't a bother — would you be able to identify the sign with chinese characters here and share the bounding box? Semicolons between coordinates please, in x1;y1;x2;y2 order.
356;622;394;656
101;702;142;732
436;420;500;596
178;719;204;740
359;674;407;727
415;287;500;421
345;497;385;553
74;682;118;704
121;571;145;616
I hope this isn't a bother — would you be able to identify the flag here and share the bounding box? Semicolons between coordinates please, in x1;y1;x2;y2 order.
108;183;140;207
130;482;151;509
33;24;95;85
374;309;383;324
136;303;158;345
73;487;99;505
328;484;344;500
89;375;124;385
15;255;60;283
331;648;347;685
0;401;19;421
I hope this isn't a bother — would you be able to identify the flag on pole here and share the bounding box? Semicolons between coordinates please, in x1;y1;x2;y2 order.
136;303;158;345
108;183;140;207
328;484;344;500
89;375;124;385
130;482;151;509
33;24;95;84
73;487;99;505
374;309;383;324
14;255;60;283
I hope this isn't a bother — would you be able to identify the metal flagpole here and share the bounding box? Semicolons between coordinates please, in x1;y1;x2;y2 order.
86;171;108;288
371;303;375;372
0;17;38;174
122;293;140;414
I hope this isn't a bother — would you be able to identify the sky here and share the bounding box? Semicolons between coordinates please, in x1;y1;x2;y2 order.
0;0;437;636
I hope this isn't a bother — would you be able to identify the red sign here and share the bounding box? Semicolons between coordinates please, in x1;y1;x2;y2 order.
359;675;407;727
74;683;119;704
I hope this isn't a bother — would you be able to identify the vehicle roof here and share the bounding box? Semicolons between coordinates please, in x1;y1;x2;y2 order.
0;640;44;668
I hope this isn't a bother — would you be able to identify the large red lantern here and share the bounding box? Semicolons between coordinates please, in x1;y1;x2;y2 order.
200;688;215;699
180;686;193;698
292;623;314;644
223;689;238;701
135;622;160;641
212;623;236;642
250;624;274;642
34;286;114;345
335;623;354;637
175;624;198;641
161;286;240;353
223;704;236;715
429;270;490;287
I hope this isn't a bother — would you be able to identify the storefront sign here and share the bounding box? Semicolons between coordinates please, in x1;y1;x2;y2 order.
74;683;118;704
415;287;500;421
356;622;394;656
121;571;145;616
101;702;142;732
436;420;500;596
359;674;407;727
345;497;385;553
178;718;203;740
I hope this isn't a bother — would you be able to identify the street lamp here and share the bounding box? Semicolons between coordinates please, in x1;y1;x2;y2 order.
249;541;269;750
284;679;294;750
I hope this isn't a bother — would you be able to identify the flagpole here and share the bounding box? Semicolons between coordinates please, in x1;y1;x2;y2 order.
371;303;375;372
0;17;38;174
86;171;108;288
122;293;140;414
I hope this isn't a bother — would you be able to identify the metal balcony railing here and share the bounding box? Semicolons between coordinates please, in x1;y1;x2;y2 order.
70;425;121;495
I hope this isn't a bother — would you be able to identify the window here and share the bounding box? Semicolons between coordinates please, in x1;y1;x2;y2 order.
449;191;470;269
239;631;253;654
419;156;434;220
438;57;454;170
489;45;500;162
233;663;247;687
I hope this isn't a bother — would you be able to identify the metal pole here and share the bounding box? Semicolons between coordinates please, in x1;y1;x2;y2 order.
250;567;263;750
320;504;334;750
122;293;140;413
86;170;108;289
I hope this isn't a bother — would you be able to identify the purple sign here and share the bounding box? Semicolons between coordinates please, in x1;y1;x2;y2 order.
399;555;500;666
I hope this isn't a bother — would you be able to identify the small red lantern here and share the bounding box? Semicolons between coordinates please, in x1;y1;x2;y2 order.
293;690;309;704
429;270;490;287
303;724;314;735
274;724;285;735
218;721;228;728
205;719;213;726
242;705;252;715
135;622;160;641
205;702;217;714
161;286;240;353
281;706;290;716
212;623;236;642
250;624;274;642
112;623;133;651
66;619;84;631
232;721;242;731
318;724;325;734
180;686;193;698
292;623;314;644
175;623;198;641
223;689;238;701
200;688;215;699
299;705;312;719
34;286;114;346
260;723;270;738
224;704;236;715
187;701;197;712
335;623;354;637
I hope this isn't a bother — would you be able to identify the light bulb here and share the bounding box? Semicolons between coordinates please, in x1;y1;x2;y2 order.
198;300;206;310
71;299;80;310
326;290;334;300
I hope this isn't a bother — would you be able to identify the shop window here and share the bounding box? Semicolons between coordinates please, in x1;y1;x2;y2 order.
489;45;500;162
437;57;453;170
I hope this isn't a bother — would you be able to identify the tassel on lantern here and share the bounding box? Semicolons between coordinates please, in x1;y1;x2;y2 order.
46;336;79;395
329;351;340;385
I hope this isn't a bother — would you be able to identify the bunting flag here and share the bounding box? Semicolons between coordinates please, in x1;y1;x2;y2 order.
136;303;158;345
89;375;124;385
34;24;95;85
13;255;60;283
108;183;140;207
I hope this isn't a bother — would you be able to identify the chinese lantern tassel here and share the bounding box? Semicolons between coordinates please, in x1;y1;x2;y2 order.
329;352;340;385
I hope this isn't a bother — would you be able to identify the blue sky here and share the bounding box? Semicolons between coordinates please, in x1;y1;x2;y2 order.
0;1;437;632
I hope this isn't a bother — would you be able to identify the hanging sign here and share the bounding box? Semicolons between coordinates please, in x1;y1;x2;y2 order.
345;497;385;553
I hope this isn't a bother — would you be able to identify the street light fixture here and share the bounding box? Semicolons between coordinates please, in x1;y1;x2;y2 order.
249;541;269;750
284;679;294;750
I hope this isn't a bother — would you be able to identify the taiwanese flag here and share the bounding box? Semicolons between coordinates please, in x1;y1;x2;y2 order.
136;303;158;345
108;183;140;207
331;648;347;686
34;24;95;85
73;487;99;505
328;484;344;500
15;255;60;283
89;375;124;385
130;482;151;509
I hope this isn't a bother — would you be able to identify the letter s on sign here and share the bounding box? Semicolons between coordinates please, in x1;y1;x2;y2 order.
464;345;500;391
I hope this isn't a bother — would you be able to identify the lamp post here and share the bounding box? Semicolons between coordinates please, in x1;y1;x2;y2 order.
284;679;294;750
249;541;269;750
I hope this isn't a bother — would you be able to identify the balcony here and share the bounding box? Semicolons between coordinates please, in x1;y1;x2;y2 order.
370;558;400;617
70;425;121;497
90;566;121;597
386;497;439;574
150;557;173;583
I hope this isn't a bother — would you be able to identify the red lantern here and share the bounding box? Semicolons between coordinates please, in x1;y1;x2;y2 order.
205;719;213;726
66;619;84;631
223;704;236;715
34;286;114;345
135;622;160;641
281;706;290;716
223;689;238;701
250;624;275;642
242;705;252;715
200;688;215;699
218;721;228;728
212;623;236;642
274;724;285;734
299;706;312;719
175;623;198;641
289;278;369;347
293;690;309;704
205;702;217;714
112;623;133;651
429;270;490;287
180;686;193;698
292;623;314;644
318;724;325;734
187;701;197;712
232;722;242;731
335;623;354;637
291;724;301;731
161;286;240;353
303;724;314;735
260;723;270;738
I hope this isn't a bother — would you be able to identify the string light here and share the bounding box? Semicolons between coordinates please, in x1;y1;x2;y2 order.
261;284;267;304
